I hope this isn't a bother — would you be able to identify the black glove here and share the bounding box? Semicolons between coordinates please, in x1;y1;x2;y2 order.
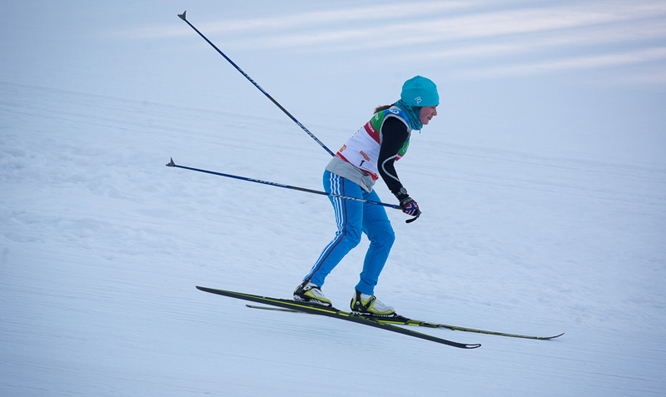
395;189;421;223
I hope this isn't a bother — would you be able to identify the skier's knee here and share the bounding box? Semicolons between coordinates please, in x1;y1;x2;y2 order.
368;221;395;248
341;230;362;249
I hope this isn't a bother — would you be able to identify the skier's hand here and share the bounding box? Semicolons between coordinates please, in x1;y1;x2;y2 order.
399;196;421;223
400;196;420;215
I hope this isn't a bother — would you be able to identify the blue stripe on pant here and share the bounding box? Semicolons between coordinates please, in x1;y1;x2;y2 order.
305;170;395;295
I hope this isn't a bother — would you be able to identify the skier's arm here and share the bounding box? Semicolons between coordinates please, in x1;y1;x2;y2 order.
378;117;421;220
377;117;409;196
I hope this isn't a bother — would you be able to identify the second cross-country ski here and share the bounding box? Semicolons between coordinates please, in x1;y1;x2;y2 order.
245;304;564;340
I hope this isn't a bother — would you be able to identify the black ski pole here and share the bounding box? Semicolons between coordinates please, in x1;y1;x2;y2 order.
177;11;335;157
166;158;402;210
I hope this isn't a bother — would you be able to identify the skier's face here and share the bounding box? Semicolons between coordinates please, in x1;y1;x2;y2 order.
419;106;438;125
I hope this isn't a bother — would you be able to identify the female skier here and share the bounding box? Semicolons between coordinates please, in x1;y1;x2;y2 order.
294;76;439;317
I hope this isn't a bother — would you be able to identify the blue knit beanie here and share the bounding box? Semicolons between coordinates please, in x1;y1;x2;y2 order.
400;76;439;107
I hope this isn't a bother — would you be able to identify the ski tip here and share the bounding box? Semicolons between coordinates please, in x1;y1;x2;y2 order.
166;157;176;167
467;343;482;349
178;11;187;21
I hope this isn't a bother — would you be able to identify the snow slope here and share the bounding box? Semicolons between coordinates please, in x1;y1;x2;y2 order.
2;1;665;396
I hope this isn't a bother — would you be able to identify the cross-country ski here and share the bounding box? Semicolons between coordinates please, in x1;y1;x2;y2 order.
196;286;481;349
244;304;564;340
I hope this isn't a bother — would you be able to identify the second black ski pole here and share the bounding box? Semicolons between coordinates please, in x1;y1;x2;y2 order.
177;11;335;157
166;158;401;210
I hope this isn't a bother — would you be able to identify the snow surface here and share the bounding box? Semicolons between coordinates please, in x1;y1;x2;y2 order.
2;0;666;396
